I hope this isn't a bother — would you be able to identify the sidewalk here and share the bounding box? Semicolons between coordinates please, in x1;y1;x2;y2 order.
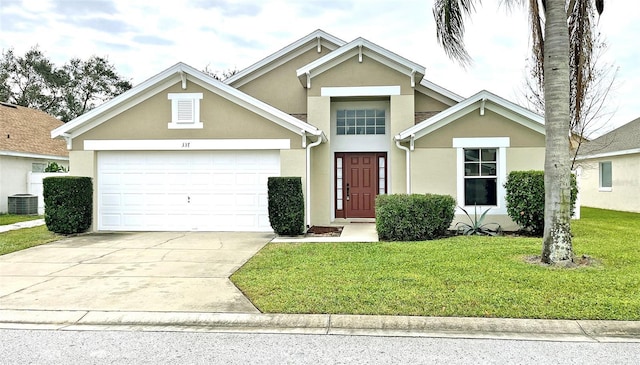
0;219;45;233
1;310;639;342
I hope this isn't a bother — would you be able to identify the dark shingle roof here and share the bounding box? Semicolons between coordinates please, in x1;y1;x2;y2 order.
578;117;640;156
0;102;68;157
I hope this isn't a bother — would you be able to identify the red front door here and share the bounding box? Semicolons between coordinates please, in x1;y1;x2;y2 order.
335;152;386;219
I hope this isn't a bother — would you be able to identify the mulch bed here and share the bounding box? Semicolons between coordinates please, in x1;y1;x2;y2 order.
306;226;343;237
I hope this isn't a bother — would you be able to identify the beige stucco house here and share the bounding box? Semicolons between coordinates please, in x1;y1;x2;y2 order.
576;118;640;213
51;30;546;232
1;102;69;213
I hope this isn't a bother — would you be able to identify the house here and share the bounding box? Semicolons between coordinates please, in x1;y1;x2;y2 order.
575;118;640;213
51;30;546;232
0;102;69;213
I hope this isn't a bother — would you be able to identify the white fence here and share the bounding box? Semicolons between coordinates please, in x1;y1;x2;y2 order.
27;172;70;215
572;167;582;220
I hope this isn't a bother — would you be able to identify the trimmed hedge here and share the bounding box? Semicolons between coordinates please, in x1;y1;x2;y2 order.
267;177;305;236
43;176;93;234
504;170;578;236
376;194;456;241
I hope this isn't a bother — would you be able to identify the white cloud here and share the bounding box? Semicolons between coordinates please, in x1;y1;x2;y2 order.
1;0;637;131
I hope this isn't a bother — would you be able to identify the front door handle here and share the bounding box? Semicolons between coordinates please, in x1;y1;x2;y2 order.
346;183;350;201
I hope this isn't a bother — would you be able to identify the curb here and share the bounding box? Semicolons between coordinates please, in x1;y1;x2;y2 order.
1;310;639;342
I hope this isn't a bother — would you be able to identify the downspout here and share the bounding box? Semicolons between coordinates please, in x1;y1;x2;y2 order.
305;134;323;229
394;136;413;194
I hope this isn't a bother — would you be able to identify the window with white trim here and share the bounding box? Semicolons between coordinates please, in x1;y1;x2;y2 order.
464;148;497;205
168;93;203;129
599;161;612;191
454;137;509;213
336;109;385;135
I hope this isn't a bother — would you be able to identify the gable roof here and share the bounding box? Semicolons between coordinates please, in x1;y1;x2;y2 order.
296;37;426;88
577;117;640;159
396;90;545;142
224;29;346;88
52;62;327;145
0;102;68;158
417;78;464;105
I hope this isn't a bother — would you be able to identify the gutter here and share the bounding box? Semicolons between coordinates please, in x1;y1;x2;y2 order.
305;131;326;229
394;135;414;194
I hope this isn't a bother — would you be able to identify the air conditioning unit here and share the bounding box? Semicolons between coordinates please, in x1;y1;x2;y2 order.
8;194;38;215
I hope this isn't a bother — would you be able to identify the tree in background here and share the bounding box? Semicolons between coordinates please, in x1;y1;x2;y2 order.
202;64;239;81
432;0;605;264
520;0;616;168
0;46;132;122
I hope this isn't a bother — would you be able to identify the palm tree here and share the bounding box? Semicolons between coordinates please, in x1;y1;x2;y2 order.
433;0;604;264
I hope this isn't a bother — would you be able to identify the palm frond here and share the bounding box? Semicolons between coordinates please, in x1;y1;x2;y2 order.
433;0;479;67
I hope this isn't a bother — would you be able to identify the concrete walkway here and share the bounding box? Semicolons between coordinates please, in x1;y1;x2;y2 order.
272;223;378;243
0;218;45;233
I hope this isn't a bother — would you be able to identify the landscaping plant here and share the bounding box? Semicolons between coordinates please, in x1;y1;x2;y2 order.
267;177;305;236
376;193;455;241
504;170;578;236
455;206;502;236
43;176;92;234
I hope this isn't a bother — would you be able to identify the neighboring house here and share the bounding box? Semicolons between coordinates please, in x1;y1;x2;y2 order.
575;118;640;213
0;102;69;213
51;30;546;232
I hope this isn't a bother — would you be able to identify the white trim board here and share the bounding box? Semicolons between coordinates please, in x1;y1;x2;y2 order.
321;86;401;97
576;148;640;160
84;139;291;151
0;150;69;160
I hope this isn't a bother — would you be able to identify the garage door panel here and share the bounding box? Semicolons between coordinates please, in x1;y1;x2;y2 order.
98;150;280;232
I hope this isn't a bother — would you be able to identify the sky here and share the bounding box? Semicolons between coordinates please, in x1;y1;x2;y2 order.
1;0;637;136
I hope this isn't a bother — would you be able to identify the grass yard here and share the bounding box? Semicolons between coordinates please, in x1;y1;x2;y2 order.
0;226;61;256
232;207;640;320
0;214;42;226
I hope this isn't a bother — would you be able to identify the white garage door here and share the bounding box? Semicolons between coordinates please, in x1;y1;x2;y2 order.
98;150;279;231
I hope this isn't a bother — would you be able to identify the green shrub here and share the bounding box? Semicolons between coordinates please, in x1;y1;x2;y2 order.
376;194;456;241
267;177;305;236
504;170;578;236
44;161;67;172
43;176;92;234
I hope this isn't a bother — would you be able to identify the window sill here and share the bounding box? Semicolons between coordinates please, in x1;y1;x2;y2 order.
598;187;613;192
168;122;204;129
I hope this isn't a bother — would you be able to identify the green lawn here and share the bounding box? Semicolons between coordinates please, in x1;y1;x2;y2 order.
232;207;640;320
0;226;61;256
0;214;42;226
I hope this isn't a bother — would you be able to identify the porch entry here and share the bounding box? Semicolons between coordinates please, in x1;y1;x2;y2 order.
335;152;387;219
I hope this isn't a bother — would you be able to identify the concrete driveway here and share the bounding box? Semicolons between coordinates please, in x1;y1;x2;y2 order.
0;232;272;313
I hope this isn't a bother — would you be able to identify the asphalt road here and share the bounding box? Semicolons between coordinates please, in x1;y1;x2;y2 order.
1;329;639;364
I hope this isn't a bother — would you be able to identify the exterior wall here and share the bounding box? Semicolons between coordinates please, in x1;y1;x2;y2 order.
68;150;98;230
0;155;68;213
414;109;545;148
308;55;415;96
72;82;303;151
579;154;640;212
280;148;308;221
414;91;450;113
307;96;331;226
303;55;416;225
389;95;415;193
409;110;545;231
236;47;333;114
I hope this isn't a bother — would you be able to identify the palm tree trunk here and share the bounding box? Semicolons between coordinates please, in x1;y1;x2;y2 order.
542;0;573;263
